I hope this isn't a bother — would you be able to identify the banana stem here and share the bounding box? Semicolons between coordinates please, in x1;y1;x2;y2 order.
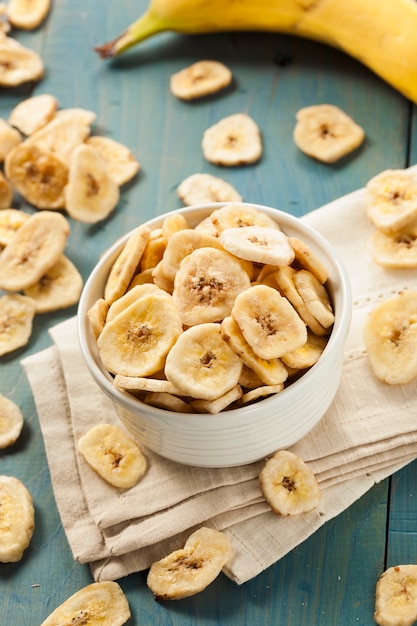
94;9;166;58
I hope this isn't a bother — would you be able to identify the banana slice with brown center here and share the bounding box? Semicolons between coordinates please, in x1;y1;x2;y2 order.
165;322;243;401
170;60;232;100
259;450;321;516
202;113;262;166
0;475;34;562
374;564;417;626
147;527;232;600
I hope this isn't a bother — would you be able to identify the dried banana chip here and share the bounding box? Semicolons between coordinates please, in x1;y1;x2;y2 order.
259;450;321;516
240;383;284;405
170;60;232;100
177;172;242;206
0;210;70;291
219;225;295;265
366;169;417;234
0;394;24;448
0;294;36;356
202;113;262;166
165;322;243;401
210;202;281;234
6;0;51;30
369;220;417;269
77;423;147;489
144;392;193;413
232;284;307;360
190;384;242;414
0;171;13;210
0;118;21;161
0;475;34;562
363;290;417;385
23;254;83;313
162;228;223;283
86;297;109;341
4;143;68;209
0;42;43;86
40;581;131;626
64;143;120;223
86;135;140;186
147;527;232;600
293;104;365;163
54;107;96;126
26;114;91;165
97;293;183;377
294;269;335;329
8;93;58;136
288;236;329;284
374;564;417;626
114;374;182;394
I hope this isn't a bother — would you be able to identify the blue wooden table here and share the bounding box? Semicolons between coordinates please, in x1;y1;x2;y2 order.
1;1;417;623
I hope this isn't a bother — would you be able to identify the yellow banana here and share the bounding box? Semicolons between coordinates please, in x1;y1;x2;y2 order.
95;0;417;104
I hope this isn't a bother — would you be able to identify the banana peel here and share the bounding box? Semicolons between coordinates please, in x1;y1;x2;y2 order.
95;0;417;104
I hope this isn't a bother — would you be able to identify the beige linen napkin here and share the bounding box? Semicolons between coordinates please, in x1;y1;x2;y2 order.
22;178;417;584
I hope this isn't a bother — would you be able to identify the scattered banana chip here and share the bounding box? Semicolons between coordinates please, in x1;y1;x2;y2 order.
0;210;70;291
165;322;243;401
374;564;417;626
366;169;417;234
0;294;36;356
363;290;417;385
77;423;147;489
259;450;321;516
369;219;417;269
177;172;242;206
293;104;365;163
64;143;120;223
147;527;232;600
89;205;334;413
0;394;24;448
6;0;51;30
86;135;140;186
4;143;68;210
0;42;44;86
8;93;58;136
170;60;232;100
40;581;131;626
0;118;21;161
26;114;91;166
0;475;35;562
202;113;262;166
0;171;13;210
23;254;83;313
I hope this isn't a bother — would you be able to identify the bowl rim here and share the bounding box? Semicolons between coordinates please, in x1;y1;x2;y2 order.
77;201;352;427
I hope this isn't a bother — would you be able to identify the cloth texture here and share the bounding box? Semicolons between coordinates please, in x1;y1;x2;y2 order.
22;179;417;584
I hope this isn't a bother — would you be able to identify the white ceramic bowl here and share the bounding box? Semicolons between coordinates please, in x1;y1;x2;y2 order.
78;203;352;468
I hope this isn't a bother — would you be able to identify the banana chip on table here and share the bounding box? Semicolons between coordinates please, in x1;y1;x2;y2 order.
0;172;13;211
147;527;232;600
363;290;417;385
8;93;58;136
0;210;70;291
6;0;51;30
202;113;262;166
77;423;147;489
0;118;21;161
40;581;131;626
366;168;417;234
64;143;120;223
0;294;36;356
86;135;140;186
23;254;83;313
293;104;365;164
0;42;44;86
0;475;34;562
0;394;24;449
177;172;242;206
374;564;417;626
259;450;321;516
4;143;68;210
170;60;232;100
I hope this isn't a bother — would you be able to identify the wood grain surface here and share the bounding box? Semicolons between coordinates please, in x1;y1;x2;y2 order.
1;1;416;624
